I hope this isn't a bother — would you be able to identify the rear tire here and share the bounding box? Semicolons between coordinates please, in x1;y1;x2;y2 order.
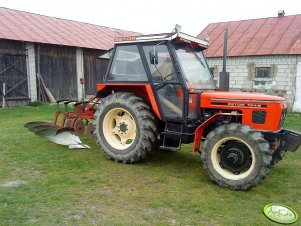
95;92;158;163
201;123;272;190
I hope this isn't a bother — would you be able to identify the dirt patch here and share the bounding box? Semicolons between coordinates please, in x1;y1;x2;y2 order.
0;180;26;187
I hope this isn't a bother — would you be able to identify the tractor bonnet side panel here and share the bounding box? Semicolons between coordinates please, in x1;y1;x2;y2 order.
200;91;287;132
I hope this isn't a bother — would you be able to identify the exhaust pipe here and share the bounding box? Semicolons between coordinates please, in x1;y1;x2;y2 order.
219;29;230;91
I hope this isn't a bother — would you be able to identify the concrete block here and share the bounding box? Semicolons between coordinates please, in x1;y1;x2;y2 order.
275;76;286;82
231;84;242;88
233;76;245;81
242;84;251;89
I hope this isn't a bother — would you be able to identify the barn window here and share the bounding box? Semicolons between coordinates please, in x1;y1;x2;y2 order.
255;67;271;78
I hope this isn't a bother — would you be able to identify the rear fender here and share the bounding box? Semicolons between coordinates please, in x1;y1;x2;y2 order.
96;84;161;119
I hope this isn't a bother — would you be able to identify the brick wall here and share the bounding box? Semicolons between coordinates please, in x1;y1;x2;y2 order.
207;55;301;109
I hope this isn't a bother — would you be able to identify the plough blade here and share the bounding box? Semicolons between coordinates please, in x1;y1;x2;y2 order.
24;121;53;129
69;143;91;149
35;127;57;137
34;128;90;149
29;124;60;133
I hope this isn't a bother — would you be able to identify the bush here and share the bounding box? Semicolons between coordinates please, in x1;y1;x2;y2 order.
28;101;43;107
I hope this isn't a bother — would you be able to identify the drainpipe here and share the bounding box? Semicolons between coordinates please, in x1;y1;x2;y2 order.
293;62;301;112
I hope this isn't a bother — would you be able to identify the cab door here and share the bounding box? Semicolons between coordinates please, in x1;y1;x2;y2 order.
142;43;184;120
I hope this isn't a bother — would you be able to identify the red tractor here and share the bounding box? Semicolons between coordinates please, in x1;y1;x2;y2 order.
93;30;301;190
27;30;301;190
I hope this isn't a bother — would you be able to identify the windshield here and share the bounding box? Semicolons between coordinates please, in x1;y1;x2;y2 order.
174;43;215;90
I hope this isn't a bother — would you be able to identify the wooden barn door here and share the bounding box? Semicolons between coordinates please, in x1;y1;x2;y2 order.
0;42;29;107
35;44;77;101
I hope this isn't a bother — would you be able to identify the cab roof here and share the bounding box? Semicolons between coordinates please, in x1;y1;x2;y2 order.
113;32;209;49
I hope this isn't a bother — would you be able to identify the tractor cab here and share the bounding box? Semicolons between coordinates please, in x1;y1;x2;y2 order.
97;31;218;151
103;32;215;123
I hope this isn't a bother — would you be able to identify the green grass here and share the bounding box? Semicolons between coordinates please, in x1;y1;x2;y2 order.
0;105;300;225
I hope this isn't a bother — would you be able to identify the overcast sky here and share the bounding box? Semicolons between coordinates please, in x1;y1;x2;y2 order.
0;0;300;36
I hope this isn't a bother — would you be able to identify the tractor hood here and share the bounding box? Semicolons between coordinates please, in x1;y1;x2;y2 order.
202;91;285;102
200;91;287;108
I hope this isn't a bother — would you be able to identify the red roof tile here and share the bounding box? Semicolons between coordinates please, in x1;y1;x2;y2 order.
0;7;139;50
198;14;301;57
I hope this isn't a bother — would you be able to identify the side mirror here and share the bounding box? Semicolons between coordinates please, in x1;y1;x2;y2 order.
149;50;158;65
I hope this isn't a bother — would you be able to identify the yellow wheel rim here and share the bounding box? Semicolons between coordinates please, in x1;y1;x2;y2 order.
103;108;137;150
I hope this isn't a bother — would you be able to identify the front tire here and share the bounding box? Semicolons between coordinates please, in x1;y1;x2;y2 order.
271;148;286;165
95;92;158;163
201;123;272;190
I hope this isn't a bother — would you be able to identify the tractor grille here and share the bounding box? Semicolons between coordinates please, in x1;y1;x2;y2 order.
252;111;266;124
278;108;287;129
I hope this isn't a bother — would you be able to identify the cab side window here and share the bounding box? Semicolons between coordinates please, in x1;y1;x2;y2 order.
143;44;177;83
108;45;147;81
143;43;182;118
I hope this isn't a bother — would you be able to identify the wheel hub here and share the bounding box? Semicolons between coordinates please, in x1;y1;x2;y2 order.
219;142;251;174
224;148;243;165
119;122;128;133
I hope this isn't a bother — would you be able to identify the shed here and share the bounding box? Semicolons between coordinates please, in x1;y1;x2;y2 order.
0;7;139;107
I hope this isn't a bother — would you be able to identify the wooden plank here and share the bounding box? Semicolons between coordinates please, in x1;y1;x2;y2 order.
2;83;5;108
5;96;29;100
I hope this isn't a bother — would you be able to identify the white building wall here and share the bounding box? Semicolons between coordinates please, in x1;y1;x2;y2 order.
293;62;301;112
207;55;301;110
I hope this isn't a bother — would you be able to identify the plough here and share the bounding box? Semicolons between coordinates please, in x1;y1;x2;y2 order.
25;96;101;148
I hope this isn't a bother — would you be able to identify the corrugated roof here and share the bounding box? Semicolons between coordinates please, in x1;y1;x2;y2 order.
198;14;301;57
0;7;140;50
